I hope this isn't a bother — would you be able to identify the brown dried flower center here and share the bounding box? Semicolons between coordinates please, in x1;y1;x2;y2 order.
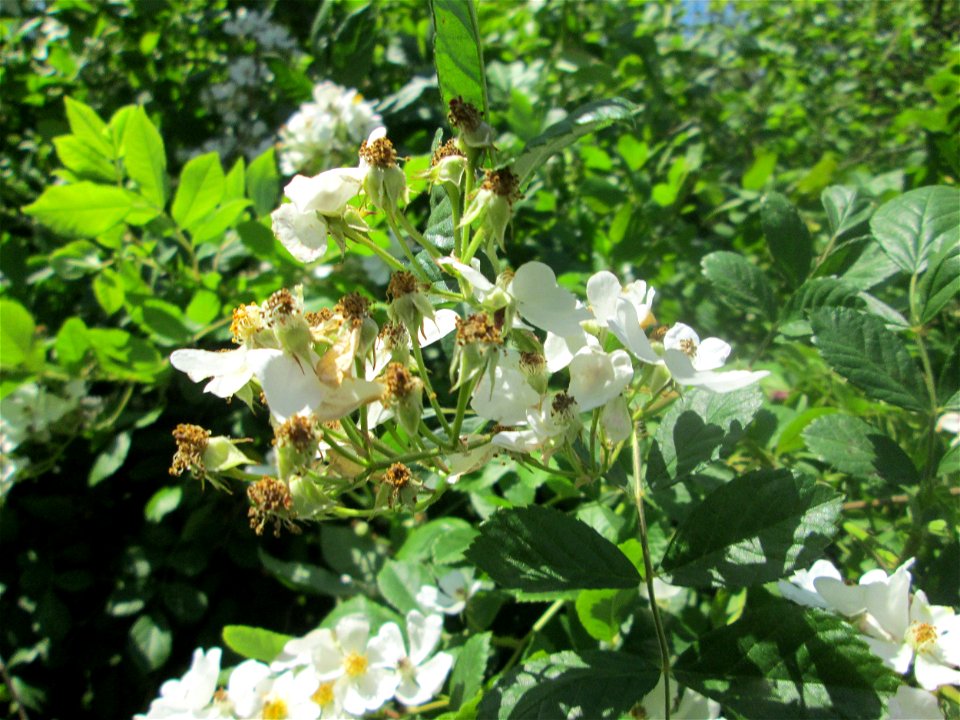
679;338;698;357
265;288;297;325
432;138;465;166
520;351;545;372
481;168;521;202
552;392;576;415
384;362;417;399
169;423;210;476
387;271;420;299
359;137;397;168
379;321;409;350
447;96;483;132
456;313;502;346
276;414;317;453
247;476;298;537
648;325;668;342
335;292;370;327
384;462;413;488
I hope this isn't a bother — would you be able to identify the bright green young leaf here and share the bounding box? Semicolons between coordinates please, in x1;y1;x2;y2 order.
701;251;777;322
761;192;814;288
810;307;927;412
647;385;764;488
128;614;172;672
64;96;114;158
821;185;873;243
430;0;487;117
575;588;637;643
449;632;491;709
184;289;221;327
144;485;182;522
0;299;37;369
23;182;135;237
258;550;352;597
50;239;102;279
465;505;640;592
661;470;842;588
88;431;132;487
803;414;919;486
190;199;251;245
93;269;126;315
87;328;165;383
54;135;116;181
55;316;91;371
478;650;658;720
376;560;433;615
870;185;959;275
222;625;292;663
172;152;225;230
122;107;167;208
397;517;478;565
742;149;778;191
918;238;959;323
674;598;900;718
246;147;279;218
224;157;246;201
774;407;839;456
512;98;639;186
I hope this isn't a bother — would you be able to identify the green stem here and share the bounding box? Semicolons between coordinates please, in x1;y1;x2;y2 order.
632;427;671;720
501;599;565;676
411;339;453;436
449;372;479;450
346;228;405;272
320;429;369;469
397;211;442;260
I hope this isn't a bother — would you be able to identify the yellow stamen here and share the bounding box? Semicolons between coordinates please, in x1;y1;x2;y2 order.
344;650;368;677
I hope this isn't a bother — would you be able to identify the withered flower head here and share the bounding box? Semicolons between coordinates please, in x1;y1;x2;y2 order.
481;167;521;203
552;392;577;417
359;134;397;168
379;321;409;351
170;423;211;476
335;292;370;328
455;313;502;346
276;414;318;454
383;362;417;399
447;96;484;133
648;325;669;342
306;308;335;328
247;476;300;537
386;271;421;300
431;138;465;167
384;462;413;490
519;351;545;372
265;288;298;326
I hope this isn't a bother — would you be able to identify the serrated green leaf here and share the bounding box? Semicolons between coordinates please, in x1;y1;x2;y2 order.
172;152;225;230
512;98;638;186
246;147;279;218
122;107;167;208
258;549;353;597
870;185;959;275
661;470;842;588
761;192;814;288
821;186;873;243
50;239;102;279
54;135;116;181
190;199;250;245
88;431;131;487
647;385;764;488
93;269;125;315
0;299;37;369
425;186;456;251
128;614;172;671
575;588;637;643
64;96;114;158
449;632;491;709
55;316;90;371
803;414;919;486
701;251;777;321
810;307;927;411
780;277;864;336
377;560;433;615
918;238;959;323
23;182;135;237
430;0;487;117
478;650;658;720
674;598;900;718
222;625;292;663
774;407;840;455
465;505;640;592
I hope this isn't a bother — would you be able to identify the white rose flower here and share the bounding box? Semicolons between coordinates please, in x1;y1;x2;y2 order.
662;323;768;393
378;611;453;706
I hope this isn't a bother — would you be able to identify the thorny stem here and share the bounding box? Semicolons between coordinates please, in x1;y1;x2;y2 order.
632;427;671;720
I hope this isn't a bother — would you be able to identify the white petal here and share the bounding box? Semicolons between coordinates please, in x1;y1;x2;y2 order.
336;615;371;654
915;653;960;690
396;651;453;706
491;427;543;454
862;636;913;674
418;309;459;347
246;349;325;423
348;667;399;712
471;353;539;424
586;271;622;326
271;203;329;263
543;331;590;373
600;395;632;444
511;262;591;337
864;562;912;639
779;560;843;609
813;577;867;616
170;347;252;398
886;685;944;720
663;349;768;392
406;611;443;666
609;298;661;364
368;622;406;666
568;347;633;412
693;337;731;371
284;168;362;214
367;126;387;143
314;377;385;423
437;257;494;294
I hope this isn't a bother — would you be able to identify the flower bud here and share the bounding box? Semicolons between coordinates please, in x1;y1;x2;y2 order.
461;168;521;253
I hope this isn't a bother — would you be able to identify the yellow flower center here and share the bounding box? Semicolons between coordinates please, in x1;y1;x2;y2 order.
906;621;938;653
262;698;289;720
344;650;369;677
312;682;335;706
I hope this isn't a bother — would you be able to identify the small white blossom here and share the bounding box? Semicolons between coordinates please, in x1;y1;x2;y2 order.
378;611;453;706
567;345;633;412
662;323;768;393
935;411;960;447
417;568;483;615
471;349;541;425
136;647;222;719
